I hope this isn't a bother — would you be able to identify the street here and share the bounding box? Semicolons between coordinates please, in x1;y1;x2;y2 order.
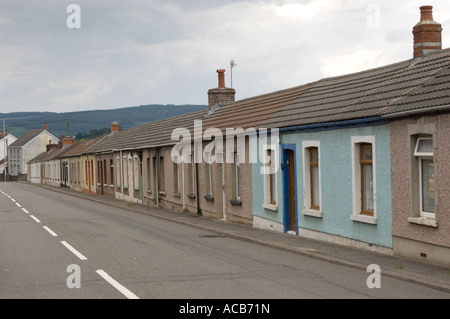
1;182;449;301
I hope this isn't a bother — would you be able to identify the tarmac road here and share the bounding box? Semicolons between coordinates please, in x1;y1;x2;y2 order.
1;182;449;301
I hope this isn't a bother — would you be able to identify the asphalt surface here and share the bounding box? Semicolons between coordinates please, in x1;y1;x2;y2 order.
19;182;450;295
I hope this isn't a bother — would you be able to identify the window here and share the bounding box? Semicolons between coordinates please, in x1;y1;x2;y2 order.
146;157;151;193
351;136;376;224
134;155;140;191
173;161;179;195
309;147;320;209
116;157;121;188
90;160;94;185
205;152;213;197
97;160;101;185
110;159;114;186
158;156;165;193
302;142;321;217
231;151;241;202
414;137;435;218
263;148;277;210
103;160;107;185
187;153;195;197
123;156;128;189
360;143;374;216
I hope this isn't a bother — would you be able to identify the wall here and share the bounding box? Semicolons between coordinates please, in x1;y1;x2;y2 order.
390;114;450;265
253;124;393;251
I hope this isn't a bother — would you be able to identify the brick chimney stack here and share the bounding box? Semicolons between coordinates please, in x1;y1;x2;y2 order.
111;121;119;133
62;136;73;146
413;5;443;58
44;122;48;130
207;69;236;110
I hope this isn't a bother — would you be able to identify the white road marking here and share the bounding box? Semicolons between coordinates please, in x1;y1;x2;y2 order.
61;241;87;260
43;226;58;237
21;208;30;214
96;270;139;299
10;198;15;202
29;215;41;223
15;202;22;208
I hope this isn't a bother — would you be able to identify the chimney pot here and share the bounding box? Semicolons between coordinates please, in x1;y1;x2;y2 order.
44;122;48;130
207;69;236;110
420;5;434;21
217;69;226;88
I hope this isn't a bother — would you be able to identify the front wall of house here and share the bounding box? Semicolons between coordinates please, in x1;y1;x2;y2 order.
253;124;392;249
390;114;450;264
96;153;116;198
81;155;96;194
68;157;82;192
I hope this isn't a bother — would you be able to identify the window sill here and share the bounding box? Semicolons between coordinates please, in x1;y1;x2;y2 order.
302;209;322;218
158;191;166;196
173;193;181;198
230;199;242;206
187;194;196;199
123;186;128;190
262;203;278;211
351;214;377;225
147;190;152;194
134;188;140;191
408;217;438;228
204;194;214;202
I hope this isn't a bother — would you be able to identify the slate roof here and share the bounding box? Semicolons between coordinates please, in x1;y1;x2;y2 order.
260;48;450;129
56;136;106;158
28;146;67;164
9;130;45;147
201;83;311;133
83;109;208;153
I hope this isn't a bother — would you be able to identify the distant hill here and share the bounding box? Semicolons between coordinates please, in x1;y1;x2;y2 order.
0;104;208;140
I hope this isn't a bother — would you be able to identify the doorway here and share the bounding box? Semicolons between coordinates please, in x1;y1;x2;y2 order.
283;146;297;234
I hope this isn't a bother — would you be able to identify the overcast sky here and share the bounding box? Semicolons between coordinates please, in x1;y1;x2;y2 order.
1;0;450;113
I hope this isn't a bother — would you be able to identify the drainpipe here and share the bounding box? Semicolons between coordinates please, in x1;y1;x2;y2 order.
182;157;185;210
196;161;200;215
120;150;123;199
155;148;159;207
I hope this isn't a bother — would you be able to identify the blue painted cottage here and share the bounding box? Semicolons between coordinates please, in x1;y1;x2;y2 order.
252;35;450;253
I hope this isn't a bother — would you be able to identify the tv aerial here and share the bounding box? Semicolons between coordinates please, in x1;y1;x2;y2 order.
230;60;237;88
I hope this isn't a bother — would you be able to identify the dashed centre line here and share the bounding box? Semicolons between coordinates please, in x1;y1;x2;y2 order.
61;241;88;261
29;215;41;223
43;226;58;237
96;270;139;299
2;188;138;299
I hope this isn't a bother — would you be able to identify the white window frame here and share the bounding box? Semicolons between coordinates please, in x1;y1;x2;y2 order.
116;156;121;188
204;151;213;196
262;145;278;211
133;155;140;191
173;159;180;195
414;137;435;219
350;136;377;225
234;151;241;201
302;141;322;218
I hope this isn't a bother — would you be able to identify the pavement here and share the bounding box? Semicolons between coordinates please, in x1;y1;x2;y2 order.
35;183;450;295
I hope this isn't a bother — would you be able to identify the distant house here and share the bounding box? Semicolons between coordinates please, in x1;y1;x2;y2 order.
0;129;17;176
8;123;59;180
